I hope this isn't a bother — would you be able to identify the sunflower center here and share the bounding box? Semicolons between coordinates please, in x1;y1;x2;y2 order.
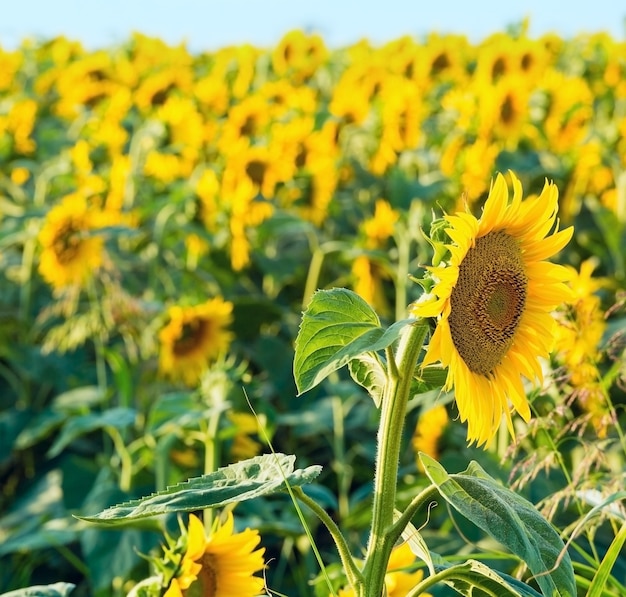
186;553;217;597
173;319;210;356
448;230;527;376
52;221;83;264
245;159;267;187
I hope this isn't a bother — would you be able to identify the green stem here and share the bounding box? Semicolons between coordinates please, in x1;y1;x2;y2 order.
87;280;108;394
202;410;221;533
293;486;364;591
404;565;497;597
394;222;411;323
303;242;325;309
331;396;350;521
362;319;428;597
107;427;133;492
387;484;439;550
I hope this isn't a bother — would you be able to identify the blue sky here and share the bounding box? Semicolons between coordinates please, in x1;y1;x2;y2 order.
1;0;625;50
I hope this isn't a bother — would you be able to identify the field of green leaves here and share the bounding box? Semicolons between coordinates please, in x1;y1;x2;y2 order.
0;25;625;597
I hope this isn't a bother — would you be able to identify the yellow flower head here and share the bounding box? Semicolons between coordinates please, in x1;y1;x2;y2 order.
159;298;234;386
352;255;390;316
227;412;264;461
363;199;399;248
412;172;573;446
165;513;266;597
554;258;610;436
412;404;449;462
38;193;106;290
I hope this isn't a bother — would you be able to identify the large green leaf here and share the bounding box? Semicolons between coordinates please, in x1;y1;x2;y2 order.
77;454;321;526
0;583;75;597
420;454;576;597
294;288;410;395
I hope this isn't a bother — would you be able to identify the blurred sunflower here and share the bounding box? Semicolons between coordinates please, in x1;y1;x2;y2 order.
412;172;573;446
554;259;610;436
159;298;234;386
412;404;449;463
165;512;266;597
38;193;106;290
352;255;390;316
227;412;265;461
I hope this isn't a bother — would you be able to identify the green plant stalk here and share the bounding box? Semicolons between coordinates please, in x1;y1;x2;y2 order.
332;395;351;521
202;411;221;533
107;426;133;492
87;280;108;394
293;486;364;590
362;319;428;597
394;221;411;323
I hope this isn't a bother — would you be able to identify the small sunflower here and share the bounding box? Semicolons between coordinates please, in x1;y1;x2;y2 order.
165;512;266;597
38;193;106;290
412;172;573;446
159;298;234;386
412;404;449;463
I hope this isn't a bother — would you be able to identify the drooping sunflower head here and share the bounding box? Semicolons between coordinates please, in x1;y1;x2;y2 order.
412;172;574;446
159;298;234;386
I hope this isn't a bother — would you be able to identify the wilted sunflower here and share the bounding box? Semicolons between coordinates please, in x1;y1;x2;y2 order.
164;512;266;597
159;298;234;386
38;193;106;290
412;172;573;446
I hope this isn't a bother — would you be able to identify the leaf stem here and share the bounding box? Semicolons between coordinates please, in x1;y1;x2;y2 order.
293;486;364;591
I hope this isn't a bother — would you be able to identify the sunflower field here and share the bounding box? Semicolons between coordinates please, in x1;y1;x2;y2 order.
1;24;625;597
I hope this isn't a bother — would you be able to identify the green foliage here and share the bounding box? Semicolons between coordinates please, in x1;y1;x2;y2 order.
1;26;625;597
420;454;577;597
78;454;321;525
432;559;543;597
0;584;76;597
294;288;412;395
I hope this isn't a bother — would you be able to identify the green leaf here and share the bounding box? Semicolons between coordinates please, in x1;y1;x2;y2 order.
294;288;410;394
0;583;76;597
52;386;107;412
416;365;448;391
432;559;542;597
15;410;66;450
586;521;626;597
348;352;387;407
146;392;210;434
47;407;137;458
420;454;576;597
77;454;321;526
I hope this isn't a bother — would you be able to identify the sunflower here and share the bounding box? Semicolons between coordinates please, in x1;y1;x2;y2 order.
165;512;266;597
38;193;106;290
159;298;234;386
411;172;573;446
554;259;610;436
412;404;449;463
